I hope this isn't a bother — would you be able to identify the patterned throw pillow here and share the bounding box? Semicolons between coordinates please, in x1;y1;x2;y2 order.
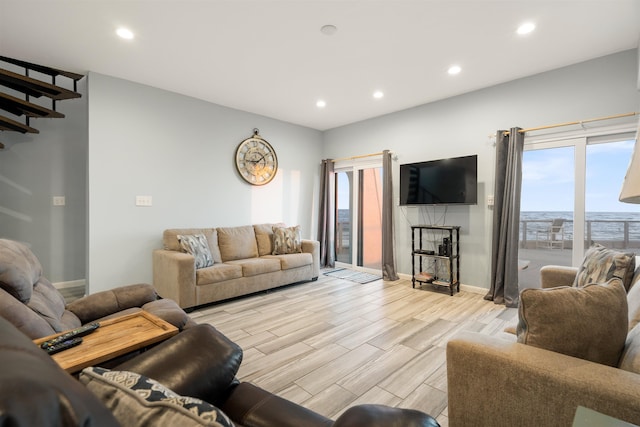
573;243;636;290
79;367;234;427
272;225;302;255
177;234;214;269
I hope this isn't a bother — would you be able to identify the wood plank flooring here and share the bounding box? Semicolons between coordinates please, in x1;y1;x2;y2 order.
189;273;518;426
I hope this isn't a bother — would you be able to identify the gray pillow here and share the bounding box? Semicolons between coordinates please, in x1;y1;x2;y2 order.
177;234;214;269
573;243;636;290
517;278;628;366
79;367;234;427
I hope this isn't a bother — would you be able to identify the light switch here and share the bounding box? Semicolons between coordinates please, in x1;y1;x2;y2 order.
487;195;494;207
53;196;65;206
135;195;152;207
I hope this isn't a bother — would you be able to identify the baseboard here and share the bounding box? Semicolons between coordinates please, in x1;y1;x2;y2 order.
397;273;488;295
53;279;86;290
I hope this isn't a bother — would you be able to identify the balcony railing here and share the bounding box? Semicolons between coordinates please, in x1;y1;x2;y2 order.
520;219;640;250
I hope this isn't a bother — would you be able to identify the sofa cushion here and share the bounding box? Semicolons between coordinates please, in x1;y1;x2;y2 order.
619;323;640;373
178;234;214;269
80;367;234;427
217;226;259;261
272;225;302;255
254;223;285;256
27;277;79;333
573;243;636;290
226;258;281;277
0;238;42;303
517;278;628;366
265;253;313;270
164;228;222;264
196;264;243;286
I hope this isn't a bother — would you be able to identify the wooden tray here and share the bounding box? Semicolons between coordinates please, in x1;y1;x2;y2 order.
34;311;178;374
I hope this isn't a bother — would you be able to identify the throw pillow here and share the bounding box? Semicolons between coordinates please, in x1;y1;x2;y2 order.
618;323;640;374
573;243;636;290
272;225;302;255
79;367;234;427
516;278;628;367
177;234;214;269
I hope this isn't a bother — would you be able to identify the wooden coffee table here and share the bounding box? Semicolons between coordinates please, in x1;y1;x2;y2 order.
33;311;178;374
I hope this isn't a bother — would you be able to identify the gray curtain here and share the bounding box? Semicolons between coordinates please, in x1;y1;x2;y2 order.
485;127;524;307
318;159;335;268
382;150;399;280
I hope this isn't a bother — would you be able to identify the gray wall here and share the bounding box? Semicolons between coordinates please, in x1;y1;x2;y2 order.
323;49;640;290
0;74;87;283
87;73;323;293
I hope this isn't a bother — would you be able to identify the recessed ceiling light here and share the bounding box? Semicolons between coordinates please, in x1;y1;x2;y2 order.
517;22;536;35
373;91;384;99
448;65;462;75
116;27;134;40
320;24;338;36
316;100;327;108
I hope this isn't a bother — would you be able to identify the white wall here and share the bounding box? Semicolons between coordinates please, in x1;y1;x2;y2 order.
323;49;640;290
87;73;323;293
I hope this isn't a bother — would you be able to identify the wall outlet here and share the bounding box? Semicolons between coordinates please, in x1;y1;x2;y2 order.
52;196;65;206
135;195;152;207
487;195;495;207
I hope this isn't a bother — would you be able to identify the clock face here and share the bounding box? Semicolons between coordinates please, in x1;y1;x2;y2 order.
235;136;278;185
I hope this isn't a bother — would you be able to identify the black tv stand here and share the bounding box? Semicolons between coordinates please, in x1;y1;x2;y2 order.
411;225;460;295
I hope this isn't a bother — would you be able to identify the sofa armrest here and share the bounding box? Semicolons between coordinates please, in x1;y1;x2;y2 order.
152;249;197;309
66;283;158;324
0;316;119;427
221;382;332;427
115;323;242;406
446;331;640;427
540;265;578;288
301;239;320;278
333;404;439;427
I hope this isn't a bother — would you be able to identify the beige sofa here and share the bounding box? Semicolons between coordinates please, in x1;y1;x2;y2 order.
447;261;640;427
153;224;319;309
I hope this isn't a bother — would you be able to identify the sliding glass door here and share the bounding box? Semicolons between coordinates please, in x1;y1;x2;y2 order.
519;128;639;289
335;159;383;272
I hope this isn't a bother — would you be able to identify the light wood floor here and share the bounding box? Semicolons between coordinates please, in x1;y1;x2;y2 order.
189;273;518;426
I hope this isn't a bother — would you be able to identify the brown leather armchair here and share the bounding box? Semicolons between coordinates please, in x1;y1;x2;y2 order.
0;238;195;339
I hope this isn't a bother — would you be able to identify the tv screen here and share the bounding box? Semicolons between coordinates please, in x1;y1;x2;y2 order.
399;155;478;205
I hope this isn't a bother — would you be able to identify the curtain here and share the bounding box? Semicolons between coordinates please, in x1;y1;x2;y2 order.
381;150;399;280
485;127;524;307
317;159;335;268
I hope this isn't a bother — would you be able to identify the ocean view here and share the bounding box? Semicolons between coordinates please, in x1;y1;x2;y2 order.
520;211;640;243
337;209;640;248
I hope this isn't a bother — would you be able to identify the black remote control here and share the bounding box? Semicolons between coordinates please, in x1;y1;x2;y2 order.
43;337;83;355
40;322;100;350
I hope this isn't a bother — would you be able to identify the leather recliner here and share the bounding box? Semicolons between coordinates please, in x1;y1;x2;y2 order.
0;238;196;339
0;314;439;427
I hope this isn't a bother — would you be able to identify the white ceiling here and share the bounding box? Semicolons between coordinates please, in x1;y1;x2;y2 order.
1;0;638;131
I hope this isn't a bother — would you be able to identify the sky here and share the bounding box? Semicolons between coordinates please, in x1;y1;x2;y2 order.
521;138;640;213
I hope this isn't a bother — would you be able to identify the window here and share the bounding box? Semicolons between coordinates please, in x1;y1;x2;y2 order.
519;124;639;289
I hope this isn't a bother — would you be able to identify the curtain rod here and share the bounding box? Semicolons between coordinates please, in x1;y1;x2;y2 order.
501;111;639;136
331;151;387;162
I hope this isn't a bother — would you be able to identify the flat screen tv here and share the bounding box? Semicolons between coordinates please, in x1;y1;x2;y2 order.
399;155;478;205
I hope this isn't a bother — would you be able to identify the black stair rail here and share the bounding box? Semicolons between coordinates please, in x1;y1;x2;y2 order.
0;55;84;150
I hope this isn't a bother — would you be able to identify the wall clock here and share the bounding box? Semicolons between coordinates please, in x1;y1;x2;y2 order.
235;129;278;186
